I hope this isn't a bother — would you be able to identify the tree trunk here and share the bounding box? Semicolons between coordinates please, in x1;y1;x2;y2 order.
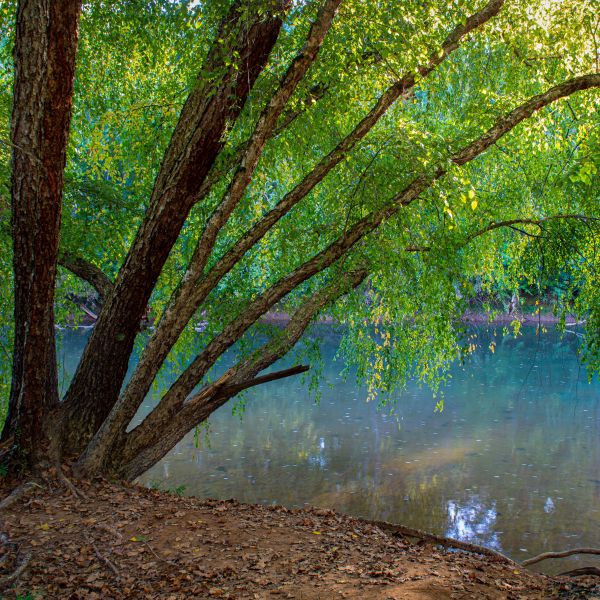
2;0;82;468
59;0;290;456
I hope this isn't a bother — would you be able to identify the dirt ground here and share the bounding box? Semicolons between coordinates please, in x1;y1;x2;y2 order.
0;477;598;599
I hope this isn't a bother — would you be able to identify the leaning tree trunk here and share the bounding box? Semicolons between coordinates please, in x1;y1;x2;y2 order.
59;0;290;456
1;0;82;468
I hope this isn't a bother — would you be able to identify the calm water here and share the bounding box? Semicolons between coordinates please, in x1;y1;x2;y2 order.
56;325;600;574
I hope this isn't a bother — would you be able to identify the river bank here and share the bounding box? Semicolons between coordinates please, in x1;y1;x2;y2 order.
0;476;597;599
60;307;584;329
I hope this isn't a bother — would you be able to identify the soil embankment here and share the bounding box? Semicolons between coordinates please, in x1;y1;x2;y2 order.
0;478;597;599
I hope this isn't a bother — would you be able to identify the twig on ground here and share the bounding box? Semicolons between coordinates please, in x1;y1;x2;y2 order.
85;534;120;579
0;482;42;511
143;540;176;566
522;548;600;567
59;470;89;501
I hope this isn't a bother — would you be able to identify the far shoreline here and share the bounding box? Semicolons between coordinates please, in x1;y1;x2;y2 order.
55;309;587;330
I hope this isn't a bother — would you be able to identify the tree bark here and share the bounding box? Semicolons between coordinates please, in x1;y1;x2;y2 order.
59;0;290;455
58;251;114;300
2;0;82;468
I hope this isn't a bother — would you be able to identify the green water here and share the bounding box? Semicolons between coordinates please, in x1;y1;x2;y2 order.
56;325;599;573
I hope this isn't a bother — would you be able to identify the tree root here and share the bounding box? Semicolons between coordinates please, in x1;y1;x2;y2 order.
360;517;517;565
522;548;600;567
58;470;89;501
85;533;120;579
558;566;600;578
0;533;31;590
0;481;42;511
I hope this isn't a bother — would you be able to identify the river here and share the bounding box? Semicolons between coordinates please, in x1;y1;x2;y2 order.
55;324;600;574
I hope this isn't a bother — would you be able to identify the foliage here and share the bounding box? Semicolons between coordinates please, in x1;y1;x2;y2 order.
0;0;599;462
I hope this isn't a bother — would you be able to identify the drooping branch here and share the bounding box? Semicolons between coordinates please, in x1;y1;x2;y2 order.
112;268;368;480
58;251;114;300
108;0;506;447
60;0;291;453
467;214;600;241
405;214;600;253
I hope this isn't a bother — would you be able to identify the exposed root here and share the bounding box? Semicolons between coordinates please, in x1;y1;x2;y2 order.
0;533;32;590
559;566;600;578
58;470;89;501
85;534;120;579
0;481;42;511
522;548;600;567
360;517;517;565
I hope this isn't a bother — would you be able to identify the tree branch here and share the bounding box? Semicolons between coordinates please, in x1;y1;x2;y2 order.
58;251;114;300
150;73;600;422
217;364;310;398
117;268;368;479
406;214;600;253
110;0;506;445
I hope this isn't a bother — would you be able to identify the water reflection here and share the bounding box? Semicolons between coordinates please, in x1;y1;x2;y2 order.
447;497;500;550
51;326;600;574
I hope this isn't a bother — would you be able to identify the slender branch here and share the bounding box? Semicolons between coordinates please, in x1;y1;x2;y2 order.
85;533;120;579
469;214;600;241
405;214;600;253
187;82;329;213
215;364;310;399
0;482;42;511
58;251;114;300
1;217;113;300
